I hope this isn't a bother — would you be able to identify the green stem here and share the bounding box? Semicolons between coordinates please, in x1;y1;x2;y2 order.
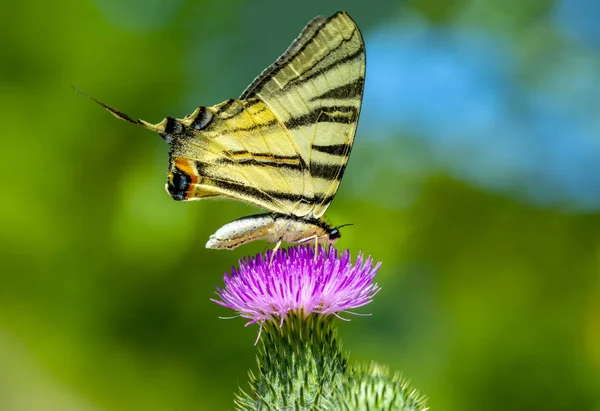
235;314;429;410
236;313;346;410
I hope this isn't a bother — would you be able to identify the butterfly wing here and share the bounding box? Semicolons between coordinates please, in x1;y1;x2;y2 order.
169;98;305;215
168;12;365;218
241;11;366;218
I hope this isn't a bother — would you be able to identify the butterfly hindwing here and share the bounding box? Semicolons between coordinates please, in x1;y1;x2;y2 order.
170;99;301;214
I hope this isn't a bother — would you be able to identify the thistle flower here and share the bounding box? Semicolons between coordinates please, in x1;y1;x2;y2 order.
213;245;381;330
213;246;426;411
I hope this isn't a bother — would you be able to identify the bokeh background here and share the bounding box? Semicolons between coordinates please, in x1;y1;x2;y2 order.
1;0;599;409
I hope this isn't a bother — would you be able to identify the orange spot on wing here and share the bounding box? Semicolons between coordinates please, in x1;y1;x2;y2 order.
172;157;200;200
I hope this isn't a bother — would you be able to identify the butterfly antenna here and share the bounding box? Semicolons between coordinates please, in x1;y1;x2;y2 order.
336;223;354;229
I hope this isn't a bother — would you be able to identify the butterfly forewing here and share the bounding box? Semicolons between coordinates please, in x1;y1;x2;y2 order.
240;12;366;218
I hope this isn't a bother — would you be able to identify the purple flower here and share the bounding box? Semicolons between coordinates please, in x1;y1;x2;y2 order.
212;245;381;328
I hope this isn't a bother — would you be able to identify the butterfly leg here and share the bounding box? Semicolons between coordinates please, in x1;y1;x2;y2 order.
269;240;282;266
297;235;320;261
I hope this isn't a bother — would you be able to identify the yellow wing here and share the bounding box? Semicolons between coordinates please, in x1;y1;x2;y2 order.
240;11;366;218
85;12;364;218
158;12;365;218
167;98;307;215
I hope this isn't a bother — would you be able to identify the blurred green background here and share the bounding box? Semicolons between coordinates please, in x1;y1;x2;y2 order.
2;0;599;409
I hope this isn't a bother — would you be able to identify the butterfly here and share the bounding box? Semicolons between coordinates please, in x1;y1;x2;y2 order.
85;11;365;252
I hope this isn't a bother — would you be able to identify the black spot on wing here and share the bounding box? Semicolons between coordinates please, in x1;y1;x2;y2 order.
190;107;214;130
164;117;182;135
167;167;192;201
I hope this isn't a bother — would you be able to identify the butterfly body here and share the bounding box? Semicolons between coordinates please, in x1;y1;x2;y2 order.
86;11;365;251
205;213;339;250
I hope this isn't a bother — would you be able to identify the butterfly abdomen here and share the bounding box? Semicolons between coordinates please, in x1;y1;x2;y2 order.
205;213;337;250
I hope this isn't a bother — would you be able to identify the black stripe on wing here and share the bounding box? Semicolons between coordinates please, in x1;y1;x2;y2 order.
282;45;364;92
210;117;280;136
202;176;335;208
213;155;338;181
227;150;301;162
284;105;359;129
215;157;303;172
309;161;344;180
311;143;351;156
240;12;347;99
309;77;365;102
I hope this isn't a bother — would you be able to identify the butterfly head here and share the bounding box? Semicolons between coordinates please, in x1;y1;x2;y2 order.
327;223;353;242
328;227;341;241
